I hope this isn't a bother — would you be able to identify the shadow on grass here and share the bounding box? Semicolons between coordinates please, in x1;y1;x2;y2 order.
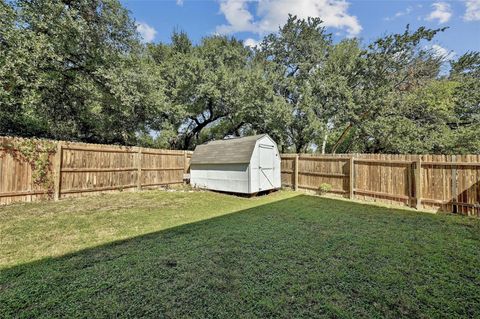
1;195;479;318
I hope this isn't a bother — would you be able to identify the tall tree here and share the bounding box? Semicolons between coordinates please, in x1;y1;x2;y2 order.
149;33;276;150
329;26;445;153
258;15;331;152
0;0;163;144
310;38;363;153
448;51;480;153
2;2;478;154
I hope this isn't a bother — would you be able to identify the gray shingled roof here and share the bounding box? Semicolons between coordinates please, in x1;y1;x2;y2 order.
191;134;267;164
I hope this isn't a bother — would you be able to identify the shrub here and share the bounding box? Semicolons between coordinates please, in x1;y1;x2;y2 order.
319;183;332;195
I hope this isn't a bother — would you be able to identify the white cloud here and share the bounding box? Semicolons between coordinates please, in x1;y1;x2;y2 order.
384;6;413;21
217;0;257;34
136;22;157;43
216;0;362;37
176;0;184;6
244;38;260;48
431;44;456;60
426;2;452;24
464;0;480;21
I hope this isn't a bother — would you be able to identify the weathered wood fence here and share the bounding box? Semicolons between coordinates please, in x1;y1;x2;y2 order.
0;137;192;205
1;136;479;216
281;154;480;216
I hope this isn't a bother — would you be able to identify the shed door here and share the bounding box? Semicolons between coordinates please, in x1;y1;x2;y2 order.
258;144;274;191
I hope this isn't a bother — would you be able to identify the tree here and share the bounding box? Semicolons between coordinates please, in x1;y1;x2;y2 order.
149;33;276;150
258;15;331;152
0;0;163;144
448;51;480;153
310;38;363;153
2;2;478;155
328;26;445;153
354;80;457;153
0;0;51;137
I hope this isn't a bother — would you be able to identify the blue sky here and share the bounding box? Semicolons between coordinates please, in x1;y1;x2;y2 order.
123;0;480;58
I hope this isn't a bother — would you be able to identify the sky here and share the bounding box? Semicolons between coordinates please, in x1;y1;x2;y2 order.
123;0;480;59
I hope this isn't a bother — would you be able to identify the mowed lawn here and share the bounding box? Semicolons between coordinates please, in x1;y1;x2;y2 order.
1;190;479;318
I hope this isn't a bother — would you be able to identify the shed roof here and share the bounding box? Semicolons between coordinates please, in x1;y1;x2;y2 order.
191;134;268;164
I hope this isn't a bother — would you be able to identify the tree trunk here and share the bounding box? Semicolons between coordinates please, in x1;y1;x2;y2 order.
321;131;328;154
295;140;306;153
331;123;353;154
183;120;209;150
331;110;370;154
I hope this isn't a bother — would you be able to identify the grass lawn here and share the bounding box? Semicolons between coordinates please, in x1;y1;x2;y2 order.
1;189;479;318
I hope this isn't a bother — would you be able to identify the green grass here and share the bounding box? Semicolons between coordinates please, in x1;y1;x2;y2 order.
1;189;479;318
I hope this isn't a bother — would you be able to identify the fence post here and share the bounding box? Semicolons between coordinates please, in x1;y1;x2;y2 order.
408;161;412;207
415;155;422;210
137;147;142;191
183;151;189;184
349;156;355;199
53;142;63;201
452;155;457;214
294;154;299;191
184;152;189;174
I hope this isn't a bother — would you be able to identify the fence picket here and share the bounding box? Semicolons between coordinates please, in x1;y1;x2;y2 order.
281;153;480;215
0;137;190;204
1;136;479;215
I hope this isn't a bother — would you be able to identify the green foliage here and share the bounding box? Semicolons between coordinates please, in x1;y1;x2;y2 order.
258;15;331;152
1;2;479;154
447;52;480;154
319;183;332;194
450;51;480;78
0;0;163;144
328;25;446;153
1;139;57;194
355;80;459;154
147;33;277;149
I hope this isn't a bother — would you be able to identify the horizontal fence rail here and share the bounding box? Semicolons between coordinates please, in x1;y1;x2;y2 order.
281;153;480;217
1;136;479;217
0;136;192;205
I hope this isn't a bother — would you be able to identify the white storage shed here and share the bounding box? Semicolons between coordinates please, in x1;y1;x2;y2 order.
190;134;281;194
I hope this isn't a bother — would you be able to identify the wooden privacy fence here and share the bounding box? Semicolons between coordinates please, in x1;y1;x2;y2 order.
281;154;480;217
0;137;192;205
1;136;479;217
